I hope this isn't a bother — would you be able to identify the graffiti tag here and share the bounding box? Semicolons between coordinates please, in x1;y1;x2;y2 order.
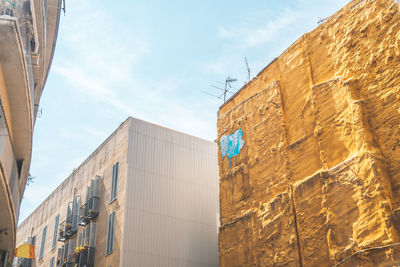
220;129;244;159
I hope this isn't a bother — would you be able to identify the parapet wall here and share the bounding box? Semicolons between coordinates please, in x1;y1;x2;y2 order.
217;0;400;266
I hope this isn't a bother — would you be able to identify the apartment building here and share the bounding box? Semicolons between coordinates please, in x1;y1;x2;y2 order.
16;117;219;267
0;0;62;265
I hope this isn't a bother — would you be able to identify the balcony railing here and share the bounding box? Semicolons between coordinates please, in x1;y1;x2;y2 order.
58;197;80;242
78;197;99;226
78;177;101;226
58;243;68;267
56;239;75;267
0;0;16;16
58;216;77;242
78;203;89;226
72;222;96;267
73;245;88;267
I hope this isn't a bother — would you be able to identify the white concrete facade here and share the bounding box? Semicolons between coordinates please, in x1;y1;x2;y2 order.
16;117;219;267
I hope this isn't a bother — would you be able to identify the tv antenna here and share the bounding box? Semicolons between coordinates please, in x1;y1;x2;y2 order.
245;57;250;84
203;76;238;103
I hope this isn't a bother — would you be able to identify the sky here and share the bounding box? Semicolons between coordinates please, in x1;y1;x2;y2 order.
18;0;349;223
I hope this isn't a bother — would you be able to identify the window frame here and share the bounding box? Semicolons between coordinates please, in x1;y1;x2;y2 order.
110;162;119;202
105;211;115;256
49;256;55;267
52;214;60;249
39;226;47;259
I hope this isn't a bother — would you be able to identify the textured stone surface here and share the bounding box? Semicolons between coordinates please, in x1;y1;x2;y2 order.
217;0;400;266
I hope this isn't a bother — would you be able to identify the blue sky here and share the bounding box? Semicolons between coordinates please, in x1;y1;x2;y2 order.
18;0;349;223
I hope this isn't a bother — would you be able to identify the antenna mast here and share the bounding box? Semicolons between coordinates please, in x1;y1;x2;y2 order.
204;76;238;103
223;76;237;102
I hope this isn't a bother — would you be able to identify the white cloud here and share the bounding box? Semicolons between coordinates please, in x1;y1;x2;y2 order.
218;26;234;38
217;9;300;49
53;63;114;98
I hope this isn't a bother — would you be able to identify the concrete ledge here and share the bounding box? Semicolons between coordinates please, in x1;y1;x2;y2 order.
0;16;33;188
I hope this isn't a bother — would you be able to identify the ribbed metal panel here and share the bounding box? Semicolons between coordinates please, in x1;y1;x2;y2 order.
121;118;219;266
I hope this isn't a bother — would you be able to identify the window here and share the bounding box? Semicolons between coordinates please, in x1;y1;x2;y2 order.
72;196;80;230
49;256;54;267
52;214;59;248
110;162;119;201
105;211;115;255
88;222;97;248
39;226;47;259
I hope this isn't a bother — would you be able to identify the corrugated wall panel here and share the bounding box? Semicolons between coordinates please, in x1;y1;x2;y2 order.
121;118;219;266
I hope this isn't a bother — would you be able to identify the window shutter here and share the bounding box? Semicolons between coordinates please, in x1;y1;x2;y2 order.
52;214;60;248
94;176;101;198
87;222;97;266
89;179;95;211
89;222;97;248
85;186;90;203
62;243;68;263
39;226;47;259
106;211;115;255
77;232;82;248
72;196;80;230
111;165;115;201
93;176;101;213
67;239;75;264
66;202;73;223
111;162;119;201
57;248;62;266
114;162;119;199
84;186;90;216
84;226;90;246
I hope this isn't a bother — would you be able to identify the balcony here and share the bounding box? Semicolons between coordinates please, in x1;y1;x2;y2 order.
73;246;88;267
58;216;77;242
78;197;99;226
58;197;80;242
78;176;101;226
0;0;37;188
0;0;37;51
0;1;16;16
57;239;75;267
78;203;89;226
57;216;97;267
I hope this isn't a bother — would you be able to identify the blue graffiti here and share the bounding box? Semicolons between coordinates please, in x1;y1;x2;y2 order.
220;129;245;159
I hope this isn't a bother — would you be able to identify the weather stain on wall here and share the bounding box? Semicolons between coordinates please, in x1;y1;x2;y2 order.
217;0;400;266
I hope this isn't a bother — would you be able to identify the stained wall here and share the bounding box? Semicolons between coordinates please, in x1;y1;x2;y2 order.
217;0;400;266
16;118;129;267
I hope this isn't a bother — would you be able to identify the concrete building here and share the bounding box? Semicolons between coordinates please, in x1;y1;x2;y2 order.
0;0;62;265
16;117;219;267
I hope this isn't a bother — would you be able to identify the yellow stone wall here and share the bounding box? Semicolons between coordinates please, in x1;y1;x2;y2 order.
217;0;400;266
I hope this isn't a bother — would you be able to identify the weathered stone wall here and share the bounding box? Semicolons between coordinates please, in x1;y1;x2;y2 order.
217;0;400;266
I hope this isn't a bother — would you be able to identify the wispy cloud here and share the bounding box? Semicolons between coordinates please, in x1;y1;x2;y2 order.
217;26;235;38
52;0;217;140
217;9;300;49
20;0;350;224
